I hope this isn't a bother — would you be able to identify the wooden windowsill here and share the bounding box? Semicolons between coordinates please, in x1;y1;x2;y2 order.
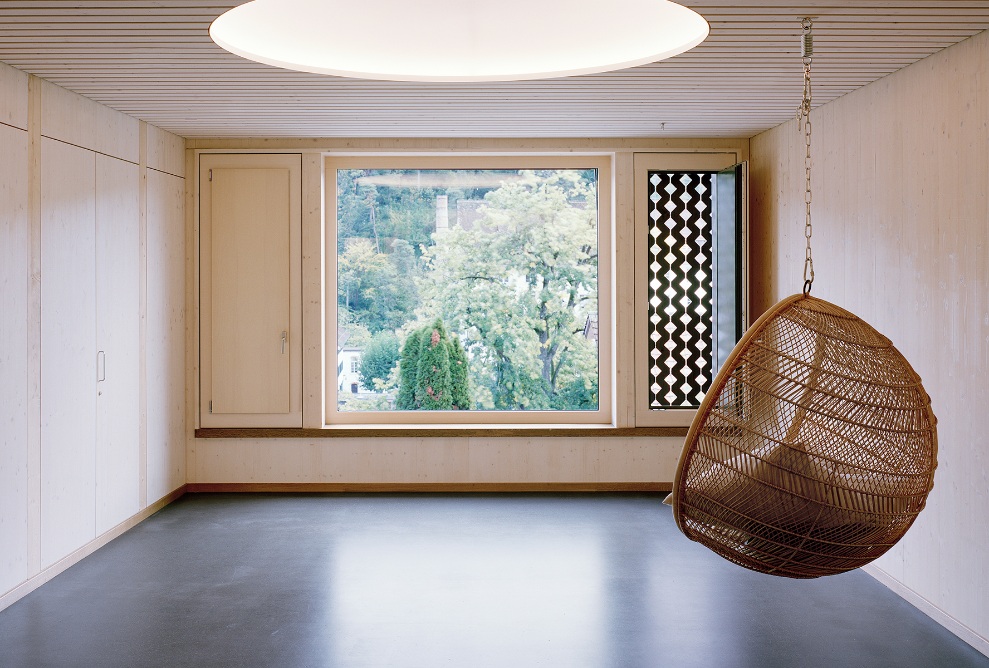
194;426;689;439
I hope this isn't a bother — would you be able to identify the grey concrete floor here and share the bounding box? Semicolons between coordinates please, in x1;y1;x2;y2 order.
0;493;986;668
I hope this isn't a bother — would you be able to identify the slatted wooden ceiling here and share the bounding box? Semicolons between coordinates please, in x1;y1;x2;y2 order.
0;1;987;139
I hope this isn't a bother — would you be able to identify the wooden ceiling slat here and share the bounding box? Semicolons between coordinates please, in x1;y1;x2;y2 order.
0;2;986;138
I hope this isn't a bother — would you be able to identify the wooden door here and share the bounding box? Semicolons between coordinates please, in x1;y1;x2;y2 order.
0;123;30;593
40;137;97;567
200;154;302;427
95;153;141;533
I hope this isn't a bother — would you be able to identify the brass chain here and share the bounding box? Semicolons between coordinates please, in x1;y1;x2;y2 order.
799;18;814;295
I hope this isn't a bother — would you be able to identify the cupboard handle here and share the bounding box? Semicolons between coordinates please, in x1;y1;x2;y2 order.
97;351;106;382
281;331;287;354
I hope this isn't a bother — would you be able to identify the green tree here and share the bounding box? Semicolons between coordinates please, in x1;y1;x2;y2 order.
359;331;400;391
337;238;414;333
416;171;599;410
396;328;424;410
336;170;378;247
416;320;453;410
395;320;470;411
448;334;471;410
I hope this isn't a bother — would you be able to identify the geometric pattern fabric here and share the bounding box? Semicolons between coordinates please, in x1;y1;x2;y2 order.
647;172;714;408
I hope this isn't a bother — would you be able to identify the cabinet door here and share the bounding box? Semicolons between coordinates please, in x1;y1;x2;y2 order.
200;154;302;427
95;154;140;533
41;137;97;567
0;123;29;593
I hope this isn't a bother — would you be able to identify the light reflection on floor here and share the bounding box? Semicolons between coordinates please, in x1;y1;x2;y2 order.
1;494;985;668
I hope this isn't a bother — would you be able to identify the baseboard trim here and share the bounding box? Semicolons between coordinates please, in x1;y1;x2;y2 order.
186;482;671;493
0;485;187;613
863;564;989;659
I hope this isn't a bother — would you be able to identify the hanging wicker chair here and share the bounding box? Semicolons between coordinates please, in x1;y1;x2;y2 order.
668;294;938;579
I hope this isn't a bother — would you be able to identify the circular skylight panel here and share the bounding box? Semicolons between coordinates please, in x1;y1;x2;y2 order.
210;0;709;82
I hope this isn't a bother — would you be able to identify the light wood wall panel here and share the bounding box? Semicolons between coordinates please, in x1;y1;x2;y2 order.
147;168;187;502
189;139;747;487
146;124;184;178
0;123;30;595
300;153;325;428
39;79;139;163
40;137;97;569
0;60;28;130
189;437;685;485
750;28;989;651
95;154;141;533
1;64;187;612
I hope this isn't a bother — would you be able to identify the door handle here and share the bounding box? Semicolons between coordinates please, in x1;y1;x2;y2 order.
281;331;287;354
97;350;106;382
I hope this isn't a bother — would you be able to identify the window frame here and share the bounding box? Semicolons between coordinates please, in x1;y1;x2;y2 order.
324;154;615;426
632;152;747;428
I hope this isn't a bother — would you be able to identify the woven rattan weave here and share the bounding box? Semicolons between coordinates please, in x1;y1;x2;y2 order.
670;294;938;578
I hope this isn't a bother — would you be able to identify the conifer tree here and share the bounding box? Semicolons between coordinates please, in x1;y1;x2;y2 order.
396;328;423;410
448;334;471;410
416;319;453;410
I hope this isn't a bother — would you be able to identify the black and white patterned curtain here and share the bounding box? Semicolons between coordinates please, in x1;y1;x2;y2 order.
646;172;714;409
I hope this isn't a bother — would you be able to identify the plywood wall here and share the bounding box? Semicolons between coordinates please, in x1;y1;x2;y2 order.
147;168;187;502
751;29;989;652
186;139;748;487
0;61;186;607
191;436;685;486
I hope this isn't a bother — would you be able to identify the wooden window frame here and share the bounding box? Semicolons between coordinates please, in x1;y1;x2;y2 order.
324;154;615;427
193;147;748;435
632;152;747;428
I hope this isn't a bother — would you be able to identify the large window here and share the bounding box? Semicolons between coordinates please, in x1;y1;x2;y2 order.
325;156;613;425
195;150;746;431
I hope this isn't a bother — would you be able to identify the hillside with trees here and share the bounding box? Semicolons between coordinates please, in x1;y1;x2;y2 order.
337;168;598;412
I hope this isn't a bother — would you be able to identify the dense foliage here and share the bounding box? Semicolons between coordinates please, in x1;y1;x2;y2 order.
394;320;470;410
337;168;598;412
358;331;400;391
395;328;424;410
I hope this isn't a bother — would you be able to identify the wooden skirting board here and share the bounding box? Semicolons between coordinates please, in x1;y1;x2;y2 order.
194;426;689;439
0;485;187;613
187;482;672;493
863;564;989;659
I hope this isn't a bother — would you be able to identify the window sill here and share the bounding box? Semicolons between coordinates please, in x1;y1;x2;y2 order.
194;426;689;439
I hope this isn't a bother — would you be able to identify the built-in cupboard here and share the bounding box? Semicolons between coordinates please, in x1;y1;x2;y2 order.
198;153;303;428
41;139;141;566
0;67;187;609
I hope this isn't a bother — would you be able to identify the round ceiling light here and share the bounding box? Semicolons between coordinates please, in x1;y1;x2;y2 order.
209;0;709;82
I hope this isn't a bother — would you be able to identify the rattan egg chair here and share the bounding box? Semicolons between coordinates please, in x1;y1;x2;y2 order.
668;294;938;578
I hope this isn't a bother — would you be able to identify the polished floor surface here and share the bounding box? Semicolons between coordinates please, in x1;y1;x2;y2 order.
0;493;986;668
